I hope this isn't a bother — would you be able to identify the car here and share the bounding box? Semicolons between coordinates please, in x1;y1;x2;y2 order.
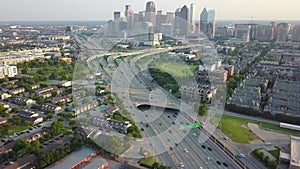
184;148;188;153
239;153;246;158
265;142;272;146
1;139;6;143
179;162;184;168
216;160;221;165
223;137;228;140
193;133;197;136
141;128;144;131
207;147;212;151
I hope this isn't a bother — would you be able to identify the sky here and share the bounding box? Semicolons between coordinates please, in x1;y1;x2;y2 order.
0;0;299;21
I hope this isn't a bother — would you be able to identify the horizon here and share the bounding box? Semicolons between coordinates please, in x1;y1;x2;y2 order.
1;0;300;21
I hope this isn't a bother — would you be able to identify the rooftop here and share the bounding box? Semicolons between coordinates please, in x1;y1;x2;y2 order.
47;146;96;169
291;136;300;167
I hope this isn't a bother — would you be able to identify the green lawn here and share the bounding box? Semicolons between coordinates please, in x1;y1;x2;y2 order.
268;148;280;161
215;115;259;144
138;156;155;167
153;63;197;77
7;125;30;136
212;114;300;144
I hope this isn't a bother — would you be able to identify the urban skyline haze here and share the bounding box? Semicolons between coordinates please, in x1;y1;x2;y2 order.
0;0;299;21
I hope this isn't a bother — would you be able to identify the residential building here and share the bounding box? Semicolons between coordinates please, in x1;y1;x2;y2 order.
292;25;300;42
0;65;17;79
0;91;11;100
277;23;290;42
39;103;62;113
9;96;35;106
72;101;98;116
235;24;251;42
18;109;43;125
91;117;132;134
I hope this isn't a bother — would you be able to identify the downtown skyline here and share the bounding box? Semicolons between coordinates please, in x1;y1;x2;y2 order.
0;0;299;21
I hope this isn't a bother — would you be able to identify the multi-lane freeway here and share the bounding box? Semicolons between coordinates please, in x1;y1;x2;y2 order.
75;34;262;169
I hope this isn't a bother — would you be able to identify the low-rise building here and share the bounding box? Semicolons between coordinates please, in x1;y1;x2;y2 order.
0;65;17;79
72;101;98;116
9;96;35;106
9;87;25;95
0;91;11;100
90;117;132;134
18;109;43;125
39;103;62;113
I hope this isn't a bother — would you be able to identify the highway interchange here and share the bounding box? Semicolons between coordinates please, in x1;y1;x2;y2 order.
75;34;264;169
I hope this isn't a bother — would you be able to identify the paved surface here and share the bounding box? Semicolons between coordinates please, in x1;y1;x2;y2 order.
248;123;290;152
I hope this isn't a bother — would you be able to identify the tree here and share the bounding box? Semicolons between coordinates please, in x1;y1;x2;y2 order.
21;68;28;74
198;103;208;117
46;113;53;120
13;139;30;152
13;116;22;125
0;104;5;114
50;121;64;136
69;120;77;127
30;140;41;154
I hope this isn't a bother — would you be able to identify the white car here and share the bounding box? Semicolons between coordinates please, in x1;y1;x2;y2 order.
179;162;184;168
239;153;246;158
184;148;189;153
265;142;272;146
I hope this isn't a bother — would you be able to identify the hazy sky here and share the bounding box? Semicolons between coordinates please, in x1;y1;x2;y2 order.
0;0;299;21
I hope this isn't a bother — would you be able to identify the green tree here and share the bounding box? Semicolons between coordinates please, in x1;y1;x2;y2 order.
30;140;41;154
13;116;22;125
198;103;208;116
13;139;30;152
69;120;77;127
50;121;64;136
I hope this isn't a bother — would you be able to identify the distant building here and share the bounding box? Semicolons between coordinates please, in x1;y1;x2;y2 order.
292;25;300;42
190;3;196;32
0;65;17;79
277;23;290;42
114;11;123;20
179;5;190;36
235;24;251;42
216;26;228;37
256;24;276;41
145;1;156;26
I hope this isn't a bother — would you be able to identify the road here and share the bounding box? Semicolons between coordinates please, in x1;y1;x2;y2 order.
75;34;262;169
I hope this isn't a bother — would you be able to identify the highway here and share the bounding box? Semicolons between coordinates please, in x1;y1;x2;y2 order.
75;34;261;169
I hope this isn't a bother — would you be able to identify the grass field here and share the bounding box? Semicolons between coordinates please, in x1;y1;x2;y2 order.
153;63;197;77
212;114;300;144
268;148;280;161
7;125;30;136
138;156;155;167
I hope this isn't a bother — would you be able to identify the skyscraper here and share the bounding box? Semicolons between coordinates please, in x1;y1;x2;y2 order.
207;10;215;22
125;5;132;17
292;25;300;42
200;8;208;32
145;1;156;26
190;3;196;32
177;5;190;36
113;11;123;20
